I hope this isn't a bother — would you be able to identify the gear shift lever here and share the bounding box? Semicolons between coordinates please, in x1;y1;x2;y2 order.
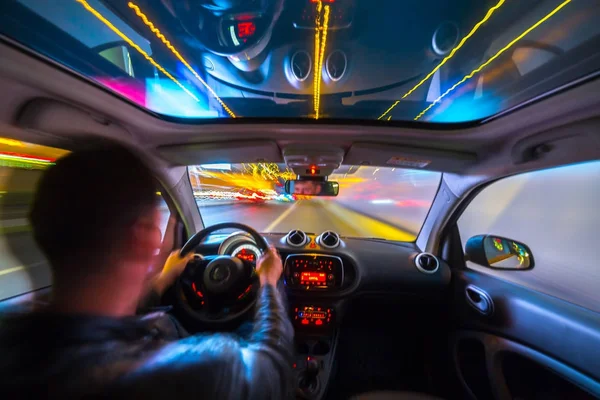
305;359;319;379
299;358;320;393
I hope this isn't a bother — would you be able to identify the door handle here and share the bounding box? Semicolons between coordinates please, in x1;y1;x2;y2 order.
465;285;494;316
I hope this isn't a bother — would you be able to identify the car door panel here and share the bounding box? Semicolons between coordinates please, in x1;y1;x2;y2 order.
451;269;600;399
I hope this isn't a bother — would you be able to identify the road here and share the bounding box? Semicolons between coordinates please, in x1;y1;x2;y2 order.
1;200;420;300
199;199;420;239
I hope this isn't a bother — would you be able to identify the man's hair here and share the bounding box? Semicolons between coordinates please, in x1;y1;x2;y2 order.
29;146;158;274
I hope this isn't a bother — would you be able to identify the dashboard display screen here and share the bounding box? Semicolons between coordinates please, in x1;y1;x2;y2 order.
293;306;333;327
284;254;344;290
300;271;326;284
231;244;260;263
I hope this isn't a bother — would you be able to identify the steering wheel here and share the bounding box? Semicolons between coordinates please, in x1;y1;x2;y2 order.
174;223;269;328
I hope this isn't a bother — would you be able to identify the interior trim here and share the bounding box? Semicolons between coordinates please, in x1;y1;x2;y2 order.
452;330;600;399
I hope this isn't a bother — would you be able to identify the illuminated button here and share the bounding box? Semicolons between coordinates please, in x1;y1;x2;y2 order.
328;274;334;280
293;272;300;278
301;319;309;325
315;319;323;326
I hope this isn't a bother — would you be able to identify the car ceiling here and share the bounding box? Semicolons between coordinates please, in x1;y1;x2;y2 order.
1;38;599;202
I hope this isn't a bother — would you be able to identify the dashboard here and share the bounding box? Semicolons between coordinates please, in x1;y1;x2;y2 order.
206;229;450;296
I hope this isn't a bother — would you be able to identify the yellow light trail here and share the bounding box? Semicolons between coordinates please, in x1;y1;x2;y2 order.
0;138;24;147
127;2;237;118
313;1;322;117
414;0;572;121
377;0;506;120
74;0;199;102
313;2;331;119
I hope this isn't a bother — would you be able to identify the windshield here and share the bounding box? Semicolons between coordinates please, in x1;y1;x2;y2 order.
189;164;441;241
1;0;599;123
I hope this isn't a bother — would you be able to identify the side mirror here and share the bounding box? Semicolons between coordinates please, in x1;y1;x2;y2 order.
284;180;339;196
465;235;534;270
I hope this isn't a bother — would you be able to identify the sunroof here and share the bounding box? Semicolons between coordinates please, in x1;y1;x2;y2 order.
1;0;599;123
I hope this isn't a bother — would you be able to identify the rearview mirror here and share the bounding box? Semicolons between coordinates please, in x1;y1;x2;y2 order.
284;180;339;196
465;235;534;270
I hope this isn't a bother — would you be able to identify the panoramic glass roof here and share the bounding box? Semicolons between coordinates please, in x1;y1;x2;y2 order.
1;0;599;123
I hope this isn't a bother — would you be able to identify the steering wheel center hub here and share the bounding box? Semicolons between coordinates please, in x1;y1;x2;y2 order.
210;264;231;283
204;256;245;294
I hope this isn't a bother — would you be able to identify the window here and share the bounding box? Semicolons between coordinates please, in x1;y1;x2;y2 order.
188;164;441;242
457;161;600;312
0;139;172;301
0;140;69;301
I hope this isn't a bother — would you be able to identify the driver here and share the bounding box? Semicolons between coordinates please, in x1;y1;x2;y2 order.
293;180;322;195
0;147;294;399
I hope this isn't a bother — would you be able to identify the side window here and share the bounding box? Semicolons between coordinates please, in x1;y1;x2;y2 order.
0;139;175;301
0;140;69;301
457;161;600;313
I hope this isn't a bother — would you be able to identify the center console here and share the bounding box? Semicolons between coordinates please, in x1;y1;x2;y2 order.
284;253;354;399
292;304;337;399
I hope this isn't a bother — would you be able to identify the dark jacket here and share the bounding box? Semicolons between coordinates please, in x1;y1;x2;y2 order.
0;285;295;399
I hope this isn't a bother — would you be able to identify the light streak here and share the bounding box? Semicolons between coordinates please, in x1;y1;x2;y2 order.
414;0;572;121
378;0;506;120
74;0;199;102
313;2;331;119
127;2;236;118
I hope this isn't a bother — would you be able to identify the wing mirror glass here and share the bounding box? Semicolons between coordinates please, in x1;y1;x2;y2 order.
465;235;534;270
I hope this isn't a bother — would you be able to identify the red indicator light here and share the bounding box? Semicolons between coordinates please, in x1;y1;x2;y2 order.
315;319;323;326
301;319;309;325
237;284;253;299
237;22;256;38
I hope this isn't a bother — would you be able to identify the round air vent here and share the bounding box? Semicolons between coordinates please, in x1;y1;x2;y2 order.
325;50;347;81
432;21;459;56
290;50;312;82
286;230;309;247
317;231;340;249
414;253;440;274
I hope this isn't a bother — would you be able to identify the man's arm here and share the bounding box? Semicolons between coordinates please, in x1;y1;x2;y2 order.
244;283;295;399
106;247;295;399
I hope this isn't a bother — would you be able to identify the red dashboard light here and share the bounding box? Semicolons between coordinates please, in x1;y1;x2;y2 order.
315;319;323;326
237;22;256;38
300;271;326;283
301;319;309;325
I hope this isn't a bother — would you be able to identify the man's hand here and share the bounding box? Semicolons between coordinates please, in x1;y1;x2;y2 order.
256;246;283;287
152;250;195;295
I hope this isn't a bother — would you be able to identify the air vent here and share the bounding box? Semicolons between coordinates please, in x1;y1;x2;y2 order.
414;253;439;274
325;50;347;81
286;230;309;247
432;21;459;56
290;50;312;82
317;231;340;249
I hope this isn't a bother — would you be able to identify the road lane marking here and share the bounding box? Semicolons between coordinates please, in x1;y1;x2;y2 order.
321;201;415;242
0;261;47;277
264;201;302;232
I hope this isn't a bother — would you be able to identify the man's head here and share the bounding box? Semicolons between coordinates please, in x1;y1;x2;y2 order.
29;146;163;285
293;180;322;195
